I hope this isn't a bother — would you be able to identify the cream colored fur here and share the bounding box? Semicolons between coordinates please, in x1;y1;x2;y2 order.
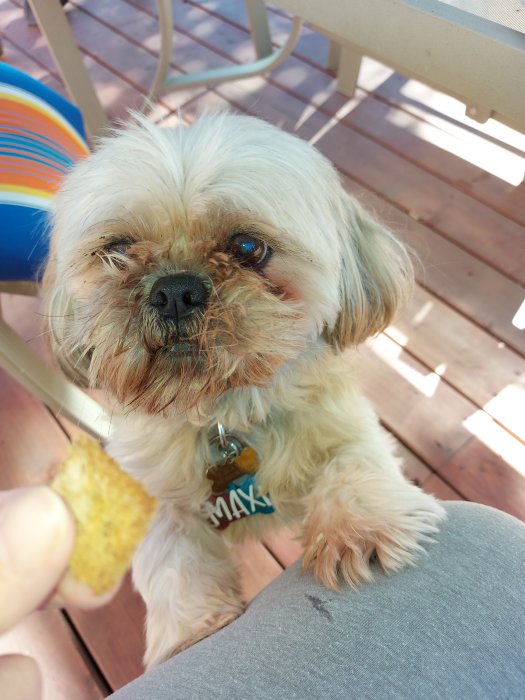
42;112;446;668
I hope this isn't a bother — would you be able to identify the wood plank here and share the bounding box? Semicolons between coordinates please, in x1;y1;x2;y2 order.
387;285;525;442
305;110;525;284
126;0;351;119
423;473;463;502
264;526;304;569
372;69;525;221
77;0;238;76
234;542;283;602
4;0;167;121
358;334;525;519
0;367;69;487
67;575;146;692
0;34;66;95
339;90;525;226
174;0;348;111
348;180;525;356
439;415;525;520
181;0;332;69
396;442;436;486
1;294;48;357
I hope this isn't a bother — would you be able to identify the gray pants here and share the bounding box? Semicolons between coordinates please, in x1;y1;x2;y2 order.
110;502;525;699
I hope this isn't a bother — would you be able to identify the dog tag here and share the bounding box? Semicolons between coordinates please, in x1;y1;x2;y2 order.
203;427;274;529
203;473;275;530
206;428;260;497
234;446;259;472
207;460;245;496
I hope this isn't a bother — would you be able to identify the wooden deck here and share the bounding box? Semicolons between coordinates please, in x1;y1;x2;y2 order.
1;1;524;697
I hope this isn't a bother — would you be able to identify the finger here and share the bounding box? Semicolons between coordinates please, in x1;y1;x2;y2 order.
0;654;41;700
52;573;123;610
0;487;75;633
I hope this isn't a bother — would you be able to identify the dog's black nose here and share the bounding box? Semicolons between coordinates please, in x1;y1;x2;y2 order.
149;273;209;320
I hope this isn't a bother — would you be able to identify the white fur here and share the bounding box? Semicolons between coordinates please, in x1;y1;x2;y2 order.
43;112;446;668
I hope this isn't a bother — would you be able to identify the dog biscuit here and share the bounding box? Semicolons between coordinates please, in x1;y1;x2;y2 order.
51;436;157;595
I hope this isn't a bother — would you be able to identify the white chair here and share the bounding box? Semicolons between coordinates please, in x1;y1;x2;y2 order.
269;0;525;131
26;0;525;134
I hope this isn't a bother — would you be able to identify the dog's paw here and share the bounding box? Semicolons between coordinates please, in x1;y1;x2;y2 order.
144;601;244;669
302;494;445;590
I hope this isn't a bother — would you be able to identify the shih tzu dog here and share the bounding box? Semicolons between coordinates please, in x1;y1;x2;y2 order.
42;112;445;668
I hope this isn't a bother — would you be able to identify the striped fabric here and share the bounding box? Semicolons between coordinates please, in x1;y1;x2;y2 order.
0;63;89;281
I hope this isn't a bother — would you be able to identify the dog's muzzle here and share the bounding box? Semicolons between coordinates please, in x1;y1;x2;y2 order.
149;273;210;321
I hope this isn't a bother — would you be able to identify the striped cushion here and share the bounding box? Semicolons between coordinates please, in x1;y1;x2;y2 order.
0;63;89;281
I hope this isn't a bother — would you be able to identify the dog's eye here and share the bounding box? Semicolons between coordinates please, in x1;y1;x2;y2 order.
104;238;133;256
227;233;271;269
95;238;134;269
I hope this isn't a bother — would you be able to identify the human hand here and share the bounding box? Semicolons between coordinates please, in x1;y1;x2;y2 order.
0;486;120;699
0;486;75;633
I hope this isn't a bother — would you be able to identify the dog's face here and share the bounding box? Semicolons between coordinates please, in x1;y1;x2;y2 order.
43;113;412;415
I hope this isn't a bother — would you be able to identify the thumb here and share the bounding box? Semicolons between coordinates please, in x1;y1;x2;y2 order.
0;486;75;633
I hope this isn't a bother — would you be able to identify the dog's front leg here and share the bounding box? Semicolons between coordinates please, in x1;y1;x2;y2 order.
133;505;243;669
302;447;446;590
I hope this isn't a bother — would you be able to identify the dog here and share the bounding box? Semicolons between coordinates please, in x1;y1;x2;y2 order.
42;112;446;668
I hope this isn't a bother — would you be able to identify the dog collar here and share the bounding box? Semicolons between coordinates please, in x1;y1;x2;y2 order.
202;423;274;530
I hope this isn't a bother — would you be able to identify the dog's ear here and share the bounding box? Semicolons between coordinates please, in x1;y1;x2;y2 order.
41;254;91;387
324;193;413;351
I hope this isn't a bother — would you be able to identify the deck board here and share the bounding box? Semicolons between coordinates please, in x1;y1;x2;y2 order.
3;9;143;120
348;179;525;355
390;286;525;442
1;0;524;695
67;576;146;691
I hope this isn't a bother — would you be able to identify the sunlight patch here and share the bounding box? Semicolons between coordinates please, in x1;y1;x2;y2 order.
368;335;443;398
511;298;525;330
463;410;525;477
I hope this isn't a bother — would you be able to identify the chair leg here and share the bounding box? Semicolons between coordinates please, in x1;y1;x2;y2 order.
327;40;341;71
144;0;175;108
0;315;113;441
152;0;302;95
244;0;273;59
336;45;363;98
27;0;108;138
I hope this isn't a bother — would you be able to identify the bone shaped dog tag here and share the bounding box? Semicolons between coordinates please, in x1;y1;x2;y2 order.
206;433;260;496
